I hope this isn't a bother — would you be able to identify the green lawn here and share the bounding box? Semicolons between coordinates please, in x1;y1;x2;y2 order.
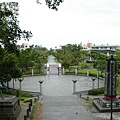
117;76;120;95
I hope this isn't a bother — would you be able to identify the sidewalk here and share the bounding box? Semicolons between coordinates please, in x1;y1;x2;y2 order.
75;93;120;120
42;95;93;120
17;106;28;120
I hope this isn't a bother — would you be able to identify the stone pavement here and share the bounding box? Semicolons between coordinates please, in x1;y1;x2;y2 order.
14;55;120;120
42;95;93;120
17;106;28;120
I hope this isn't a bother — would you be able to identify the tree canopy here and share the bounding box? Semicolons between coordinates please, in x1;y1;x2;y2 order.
0;2;32;53
37;0;64;11
0;2;32;83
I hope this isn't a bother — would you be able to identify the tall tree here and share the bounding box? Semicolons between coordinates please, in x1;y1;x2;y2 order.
37;0;64;11
0;2;32;54
0;2;32;83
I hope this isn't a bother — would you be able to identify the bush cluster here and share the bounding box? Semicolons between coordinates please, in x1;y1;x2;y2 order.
3;89;33;97
88;87;104;95
65;71;75;75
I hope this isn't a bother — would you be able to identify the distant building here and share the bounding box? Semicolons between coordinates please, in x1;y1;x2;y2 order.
90;44;120;56
81;42;120;56
81;42;92;50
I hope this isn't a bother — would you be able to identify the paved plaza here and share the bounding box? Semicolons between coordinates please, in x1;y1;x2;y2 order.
42;95;93;120
9;55;100;120
9;55;120;120
9;55;104;94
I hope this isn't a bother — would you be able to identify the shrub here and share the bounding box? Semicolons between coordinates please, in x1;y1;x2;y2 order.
3;89;33;98
16;89;21;97
88;87;104;95
20;91;33;97
65;71;75;75
89;73;96;77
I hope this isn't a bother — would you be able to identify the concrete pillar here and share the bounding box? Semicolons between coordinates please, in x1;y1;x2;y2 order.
107;51;110;56
58;67;61;75
87;69;89;77
72;80;77;93
58;67;59;75
47;63;49;75
75;68;77;75
39;80;44;95
91;78;95;89
90;57;92;61
47;67;49;75
32;69;34;76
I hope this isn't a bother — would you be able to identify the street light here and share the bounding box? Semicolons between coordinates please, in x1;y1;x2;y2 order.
72;80;77;93
97;64;100;88
18;76;24;90
91;78;95;89
39;80;44;95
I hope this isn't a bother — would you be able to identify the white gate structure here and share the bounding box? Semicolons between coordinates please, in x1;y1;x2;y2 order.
45;63;62;75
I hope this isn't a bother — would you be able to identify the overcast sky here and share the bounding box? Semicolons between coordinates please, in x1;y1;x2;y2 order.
1;0;120;49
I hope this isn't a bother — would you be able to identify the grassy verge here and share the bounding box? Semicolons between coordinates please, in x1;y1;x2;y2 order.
29;100;43;120
3;89;34;105
80;97;93;110
117;76;120;95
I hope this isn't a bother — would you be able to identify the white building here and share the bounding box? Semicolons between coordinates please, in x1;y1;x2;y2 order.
90;44;120;56
81;42;120;56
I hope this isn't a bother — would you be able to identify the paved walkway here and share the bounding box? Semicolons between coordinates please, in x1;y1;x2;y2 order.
15;55;120;120
40;55;93;120
42;95;93;120
39;56;92;120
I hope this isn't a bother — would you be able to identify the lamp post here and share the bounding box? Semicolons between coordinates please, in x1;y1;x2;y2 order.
72;80;77;93
13;78;15;90
18;76;24;90
91;78;95;89
97;64;100;88
104;55;117;120
110;59;116;120
39;80;44;95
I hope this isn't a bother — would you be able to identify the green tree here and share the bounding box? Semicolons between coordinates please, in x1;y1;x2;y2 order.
0;2;32;52
93;52;107;76
0;52;21;83
33;45;48;72
37;0;64;11
54;44;85;67
18;47;34;74
115;50;120;74
18;45;48;74
0;2;32;84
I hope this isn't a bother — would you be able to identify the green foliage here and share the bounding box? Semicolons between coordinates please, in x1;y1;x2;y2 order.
116;77;120;87
86;60;95;63
116;76;120;94
54;44;87;67
0;2;32;51
3;89;33;97
18;45;48;75
44;0;64;11
20;91;33;97
78;69;87;74
0;2;32;83
30;104;36;120
79;62;91;69
0;53;22;83
16;89;21;97
65;71;75;75
117;62;120;74
88;87;104;95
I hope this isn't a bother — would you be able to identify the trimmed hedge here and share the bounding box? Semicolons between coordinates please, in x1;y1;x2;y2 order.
88;87;104;95
3;89;33;97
